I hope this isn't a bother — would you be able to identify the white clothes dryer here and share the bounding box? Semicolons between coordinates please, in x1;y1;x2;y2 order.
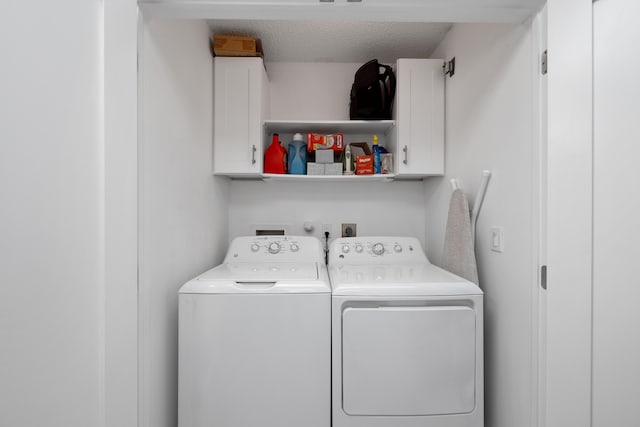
179;236;331;427
329;237;484;427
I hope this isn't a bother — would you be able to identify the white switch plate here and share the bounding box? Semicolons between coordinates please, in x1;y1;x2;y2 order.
490;226;504;252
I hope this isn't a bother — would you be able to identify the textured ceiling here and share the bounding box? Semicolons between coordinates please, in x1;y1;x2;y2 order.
208;20;452;63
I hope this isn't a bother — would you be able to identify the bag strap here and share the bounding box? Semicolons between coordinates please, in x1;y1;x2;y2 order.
379;64;396;108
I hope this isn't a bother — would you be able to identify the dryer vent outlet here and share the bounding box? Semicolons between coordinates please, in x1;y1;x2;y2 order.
342;223;357;238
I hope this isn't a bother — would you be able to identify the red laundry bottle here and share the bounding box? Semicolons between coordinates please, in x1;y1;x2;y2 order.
264;133;287;174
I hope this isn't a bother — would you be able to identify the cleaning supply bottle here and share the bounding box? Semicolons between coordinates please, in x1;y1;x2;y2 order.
372;134;381;174
344;145;353;175
288;133;307;175
264;133;287;174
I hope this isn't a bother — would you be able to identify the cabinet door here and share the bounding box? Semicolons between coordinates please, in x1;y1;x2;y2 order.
213;58;268;176
395;59;444;177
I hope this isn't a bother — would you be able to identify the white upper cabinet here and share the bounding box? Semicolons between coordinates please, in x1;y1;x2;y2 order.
212;58;444;180
394;59;445;177
213;58;268;177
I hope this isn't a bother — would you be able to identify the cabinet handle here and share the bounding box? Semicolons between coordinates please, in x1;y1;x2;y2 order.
251;145;257;165
402;145;408;165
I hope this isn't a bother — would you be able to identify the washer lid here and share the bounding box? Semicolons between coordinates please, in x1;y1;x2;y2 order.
329;263;482;296
180;262;330;294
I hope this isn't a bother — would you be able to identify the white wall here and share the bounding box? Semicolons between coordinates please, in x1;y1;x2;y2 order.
0;1;103;426
140;18;230;427
425;23;539;427
228;180;426;245
268;62;361;121
139;0;544;24
593;1;640;425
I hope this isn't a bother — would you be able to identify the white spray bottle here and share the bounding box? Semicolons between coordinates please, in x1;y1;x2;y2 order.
344;145;353;175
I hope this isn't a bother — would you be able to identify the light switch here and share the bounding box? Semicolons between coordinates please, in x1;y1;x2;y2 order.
490;227;504;252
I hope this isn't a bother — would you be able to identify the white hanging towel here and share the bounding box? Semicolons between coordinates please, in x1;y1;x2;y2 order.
441;188;479;285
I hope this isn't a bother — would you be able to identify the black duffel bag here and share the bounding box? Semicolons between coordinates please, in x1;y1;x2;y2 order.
349;59;396;120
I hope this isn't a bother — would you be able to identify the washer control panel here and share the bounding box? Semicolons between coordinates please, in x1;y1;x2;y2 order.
329;237;428;265
224;235;324;263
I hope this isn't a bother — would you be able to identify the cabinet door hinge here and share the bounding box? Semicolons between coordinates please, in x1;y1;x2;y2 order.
541;50;548;75
540;265;547;290
443;57;455;78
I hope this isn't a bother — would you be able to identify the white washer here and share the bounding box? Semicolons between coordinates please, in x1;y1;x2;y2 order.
179;236;331;427
329;237;484;427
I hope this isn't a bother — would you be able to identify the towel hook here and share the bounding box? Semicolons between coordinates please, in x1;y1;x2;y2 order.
470;170;491;245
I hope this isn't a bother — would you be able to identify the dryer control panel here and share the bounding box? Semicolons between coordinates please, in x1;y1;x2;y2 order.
224;235;325;263
329;237;429;265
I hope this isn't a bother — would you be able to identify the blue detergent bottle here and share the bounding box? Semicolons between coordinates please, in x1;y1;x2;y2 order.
288;133;307;175
372;134;381;174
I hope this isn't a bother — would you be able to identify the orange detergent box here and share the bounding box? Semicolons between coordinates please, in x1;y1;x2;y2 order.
307;133;344;151
355;155;374;175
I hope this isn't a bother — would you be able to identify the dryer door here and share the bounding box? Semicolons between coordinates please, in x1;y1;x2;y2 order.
342;305;476;416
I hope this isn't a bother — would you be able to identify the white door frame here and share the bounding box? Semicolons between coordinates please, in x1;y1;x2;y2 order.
103;1;139;427
545;0;593;426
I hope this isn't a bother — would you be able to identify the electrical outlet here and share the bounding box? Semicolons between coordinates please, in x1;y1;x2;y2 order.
342;223;357;237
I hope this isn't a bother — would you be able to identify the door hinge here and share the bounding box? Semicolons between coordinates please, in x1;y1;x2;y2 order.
541;50;548;75
540;265;547;290
443;57;455;78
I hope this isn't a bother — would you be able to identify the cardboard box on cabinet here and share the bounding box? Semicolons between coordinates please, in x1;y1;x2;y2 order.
211;35;264;57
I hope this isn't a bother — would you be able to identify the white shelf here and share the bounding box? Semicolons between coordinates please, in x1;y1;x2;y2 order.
264;120;395;134
262;173;396;182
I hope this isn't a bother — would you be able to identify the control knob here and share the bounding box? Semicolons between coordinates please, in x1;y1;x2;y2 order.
290;243;299;252
355;244;363;253
250;243;260;252
342;244;350;254
394;244;403;253
372;243;385;256
268;242;281;254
